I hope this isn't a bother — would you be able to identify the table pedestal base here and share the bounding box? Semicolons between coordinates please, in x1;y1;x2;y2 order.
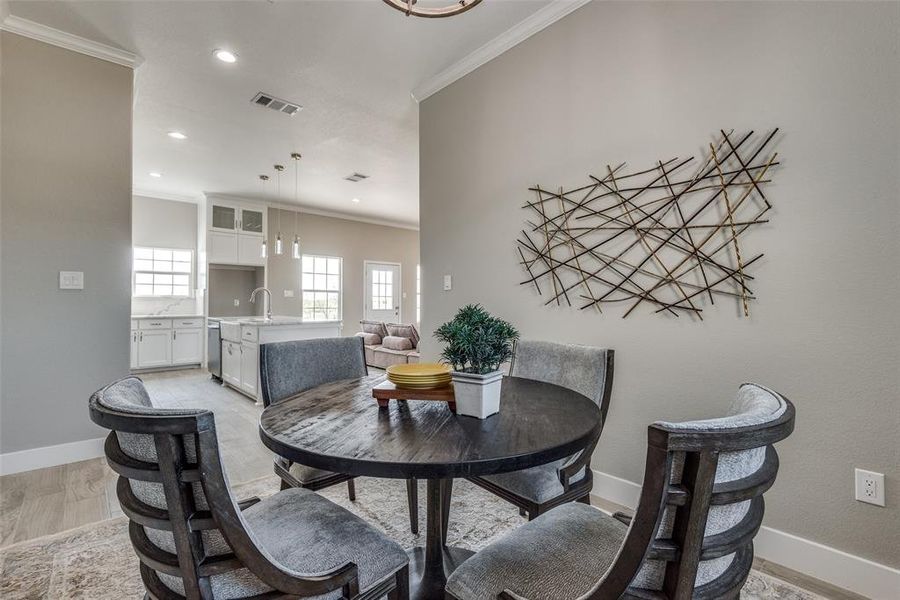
407;546;474;600
404;479;475;599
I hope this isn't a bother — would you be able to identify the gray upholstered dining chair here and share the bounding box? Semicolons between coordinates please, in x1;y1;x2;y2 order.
89;376;410;600
445;383;796;600
465;340;615;520
259;336;420;534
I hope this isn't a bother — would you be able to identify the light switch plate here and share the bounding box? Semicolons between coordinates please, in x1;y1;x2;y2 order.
284;290;294;297
233;299;240;307
443;275;452;291
59;271;84;290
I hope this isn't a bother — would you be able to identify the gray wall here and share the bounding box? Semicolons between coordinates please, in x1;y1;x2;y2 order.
266;208;420;331
1;32;133;453
208;266;264;318
420;1;899;568
132;195;197;249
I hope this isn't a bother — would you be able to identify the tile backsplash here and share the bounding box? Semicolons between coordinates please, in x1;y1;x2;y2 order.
131;295;202;317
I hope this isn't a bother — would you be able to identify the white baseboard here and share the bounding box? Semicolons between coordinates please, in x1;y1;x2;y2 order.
0;437;106;476
592;469;900;600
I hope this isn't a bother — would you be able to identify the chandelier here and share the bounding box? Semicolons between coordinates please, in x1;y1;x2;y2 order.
382;0;483;18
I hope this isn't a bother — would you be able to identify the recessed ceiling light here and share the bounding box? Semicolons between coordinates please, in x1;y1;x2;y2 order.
149;172;162;178
214;49;237;63
167;131;187;140
352;198;360;203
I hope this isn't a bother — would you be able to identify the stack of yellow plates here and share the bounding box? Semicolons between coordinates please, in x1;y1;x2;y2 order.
387;363;452;390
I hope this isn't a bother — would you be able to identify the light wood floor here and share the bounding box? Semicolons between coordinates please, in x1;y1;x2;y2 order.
0;369;865;600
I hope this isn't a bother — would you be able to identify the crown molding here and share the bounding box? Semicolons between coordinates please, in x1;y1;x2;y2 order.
411;0;592;102
1;14;141;68
204;193;419;232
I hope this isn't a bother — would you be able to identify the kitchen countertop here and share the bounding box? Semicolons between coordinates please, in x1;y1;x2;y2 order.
131;314;204;320
218;316;342;327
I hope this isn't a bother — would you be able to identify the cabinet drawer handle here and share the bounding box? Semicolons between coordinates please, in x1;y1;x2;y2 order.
173;330;177;340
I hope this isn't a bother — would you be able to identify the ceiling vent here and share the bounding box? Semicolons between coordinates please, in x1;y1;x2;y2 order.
344;172;369;182
251;92;302;116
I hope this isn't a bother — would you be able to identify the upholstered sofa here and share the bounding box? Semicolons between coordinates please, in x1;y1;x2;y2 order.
356;321;420;368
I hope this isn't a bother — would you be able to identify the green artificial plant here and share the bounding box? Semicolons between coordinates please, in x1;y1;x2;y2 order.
434;304;519;375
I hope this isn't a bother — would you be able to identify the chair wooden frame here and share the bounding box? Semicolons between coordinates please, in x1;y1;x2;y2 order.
259;338;420;534
90;393;409;600
476;394;796;600
465;349;615;520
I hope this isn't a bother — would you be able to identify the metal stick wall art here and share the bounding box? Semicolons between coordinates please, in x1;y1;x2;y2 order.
516;129;780;319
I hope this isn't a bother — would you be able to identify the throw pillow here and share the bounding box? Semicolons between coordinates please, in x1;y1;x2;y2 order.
386;323;420;347
382;335;413;351
355;332;382;346
360;320;388;338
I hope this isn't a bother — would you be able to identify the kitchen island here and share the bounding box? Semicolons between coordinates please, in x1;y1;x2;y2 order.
218;316;342;403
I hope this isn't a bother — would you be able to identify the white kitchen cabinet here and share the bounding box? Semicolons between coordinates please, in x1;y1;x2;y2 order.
208;231;239;264
222;340;241;387
137;330;172;368
130;317;204;371
218;319;341;403
237;234;266;266
172;328;203;365
130;330;139;369
206;196;267;267
239;342;259;396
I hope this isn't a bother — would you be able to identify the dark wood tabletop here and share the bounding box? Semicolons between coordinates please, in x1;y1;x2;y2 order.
258;374;602;479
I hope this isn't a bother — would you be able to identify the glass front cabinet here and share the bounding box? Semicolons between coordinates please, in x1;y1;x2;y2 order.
207;197;267;266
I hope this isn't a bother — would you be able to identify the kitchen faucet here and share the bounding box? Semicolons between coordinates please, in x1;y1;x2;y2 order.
249;287;273;320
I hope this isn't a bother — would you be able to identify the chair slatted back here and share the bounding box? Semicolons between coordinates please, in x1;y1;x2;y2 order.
602;383;795;600
90;377;246;599
89;376;360;600
259;337;368;407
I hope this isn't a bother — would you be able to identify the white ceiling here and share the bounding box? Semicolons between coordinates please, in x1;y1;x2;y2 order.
7;0;551;227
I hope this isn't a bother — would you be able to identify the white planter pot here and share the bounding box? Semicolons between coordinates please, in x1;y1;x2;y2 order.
451;370;503;419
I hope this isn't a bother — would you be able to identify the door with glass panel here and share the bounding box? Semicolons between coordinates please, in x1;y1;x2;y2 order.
365;262;400;322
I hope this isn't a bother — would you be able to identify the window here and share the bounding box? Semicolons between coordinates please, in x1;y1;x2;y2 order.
302;255;341;321
133;247;193;297
416;264;421;323
371;268;394;311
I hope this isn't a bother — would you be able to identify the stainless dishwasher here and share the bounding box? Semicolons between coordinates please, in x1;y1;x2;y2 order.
207;318;222;381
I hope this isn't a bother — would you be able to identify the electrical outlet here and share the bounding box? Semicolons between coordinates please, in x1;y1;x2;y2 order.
443;274;452;291
233;299;240;307
855;468;885;506
283;289;294;298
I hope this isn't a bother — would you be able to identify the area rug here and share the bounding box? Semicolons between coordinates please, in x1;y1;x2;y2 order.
0;476;824;599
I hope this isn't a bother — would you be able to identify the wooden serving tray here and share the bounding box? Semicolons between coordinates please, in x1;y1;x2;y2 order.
372;380;456;413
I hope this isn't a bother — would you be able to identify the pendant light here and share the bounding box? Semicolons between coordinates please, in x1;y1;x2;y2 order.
258;175;270;258
273;164;285;255
291;152;302;259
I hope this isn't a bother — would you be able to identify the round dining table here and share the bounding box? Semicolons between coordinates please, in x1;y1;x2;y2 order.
258;373;602;600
